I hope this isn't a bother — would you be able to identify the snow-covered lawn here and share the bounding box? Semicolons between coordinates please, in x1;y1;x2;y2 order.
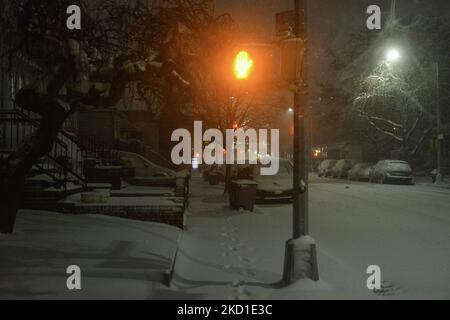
0;210;183;300
171;174;450;300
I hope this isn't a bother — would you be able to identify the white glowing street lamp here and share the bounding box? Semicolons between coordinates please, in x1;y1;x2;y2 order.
386;48;401;63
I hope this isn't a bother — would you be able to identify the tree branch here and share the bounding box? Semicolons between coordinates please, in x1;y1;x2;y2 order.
409;128;433;157
359;112;404;142
358;110;404;129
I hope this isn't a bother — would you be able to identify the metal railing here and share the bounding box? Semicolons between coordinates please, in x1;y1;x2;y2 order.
0;109;87;192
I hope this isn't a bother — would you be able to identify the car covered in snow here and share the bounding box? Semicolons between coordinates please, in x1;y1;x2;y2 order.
348;163;374;181
331;159;356;179
369;160;414;185
318;160;338;177
251;159;295;201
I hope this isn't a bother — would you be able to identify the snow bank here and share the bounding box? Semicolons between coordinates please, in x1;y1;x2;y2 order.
0;210;182;299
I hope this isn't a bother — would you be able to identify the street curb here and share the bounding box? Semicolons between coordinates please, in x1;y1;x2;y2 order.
165;232;182;287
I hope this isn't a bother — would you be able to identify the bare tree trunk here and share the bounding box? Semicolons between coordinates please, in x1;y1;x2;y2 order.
0;172;26;233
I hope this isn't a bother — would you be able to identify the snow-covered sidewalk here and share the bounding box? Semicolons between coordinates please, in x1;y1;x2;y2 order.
0;210;185;299
170;175;376;300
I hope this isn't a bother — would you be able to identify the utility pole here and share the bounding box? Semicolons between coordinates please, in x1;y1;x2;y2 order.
435;61;444;183
309;110;314;172
292;0;308;238
283;0;319;284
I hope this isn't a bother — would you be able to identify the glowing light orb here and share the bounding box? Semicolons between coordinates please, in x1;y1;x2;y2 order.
386;49;401;62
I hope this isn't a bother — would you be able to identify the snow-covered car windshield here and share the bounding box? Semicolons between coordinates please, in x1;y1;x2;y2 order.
254;160;293;178
387;162;412;171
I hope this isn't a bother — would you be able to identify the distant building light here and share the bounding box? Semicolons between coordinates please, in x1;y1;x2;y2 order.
192;157;199;169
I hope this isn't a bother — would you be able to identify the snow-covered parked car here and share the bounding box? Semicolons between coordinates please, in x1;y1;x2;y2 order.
318;160;337;177
348;163;374;181
369;160;414;185
331;159;355;179
252;159;295;201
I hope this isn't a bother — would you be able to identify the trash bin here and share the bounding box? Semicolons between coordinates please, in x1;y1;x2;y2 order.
230;180;258;212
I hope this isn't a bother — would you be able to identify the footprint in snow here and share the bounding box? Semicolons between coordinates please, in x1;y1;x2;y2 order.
245;269;256;277
229;283;251;300
231;279;245;287
373;280;401;296
239;256;255;263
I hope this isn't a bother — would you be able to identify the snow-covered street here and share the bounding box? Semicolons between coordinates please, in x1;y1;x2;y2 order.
172;174;450;299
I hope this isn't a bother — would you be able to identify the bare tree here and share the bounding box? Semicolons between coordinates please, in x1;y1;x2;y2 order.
353;62;434;160
0;0;192;233
173;7;284;191
320;11;450;163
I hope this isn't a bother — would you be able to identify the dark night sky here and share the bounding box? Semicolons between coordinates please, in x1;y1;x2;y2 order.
215;0;450;144
214;0;394;110
216;0;450;86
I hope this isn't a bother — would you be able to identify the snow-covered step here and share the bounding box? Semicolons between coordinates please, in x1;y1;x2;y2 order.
111;187;175;197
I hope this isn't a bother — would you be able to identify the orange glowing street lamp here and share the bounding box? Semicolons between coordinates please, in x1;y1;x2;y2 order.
233;50;254;80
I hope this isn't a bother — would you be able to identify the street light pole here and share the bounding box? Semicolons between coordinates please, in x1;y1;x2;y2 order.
435;61;444;183
282;0;318;284
309;109;314;173
292;0;308;238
